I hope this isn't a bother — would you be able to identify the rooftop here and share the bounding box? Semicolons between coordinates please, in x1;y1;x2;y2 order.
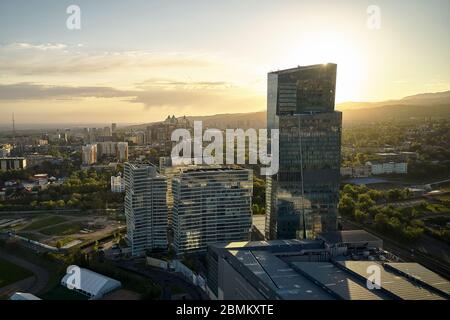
317;230;382;245
269;63;336;75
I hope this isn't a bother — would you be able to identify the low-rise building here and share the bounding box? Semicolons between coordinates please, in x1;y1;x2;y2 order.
340;165;371;178
0;157;27;171
367;161;407;175
111;174;125;192
61;266;121;299
206;234;449;300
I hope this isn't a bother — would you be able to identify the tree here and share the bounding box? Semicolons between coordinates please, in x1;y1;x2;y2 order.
357;193;375;212
338;195;355;217
354;209;368;223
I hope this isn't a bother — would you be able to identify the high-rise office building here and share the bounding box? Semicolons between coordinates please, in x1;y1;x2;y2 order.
172;166;253;256
124;163;168;256
81;144;98;165
266;64;341;240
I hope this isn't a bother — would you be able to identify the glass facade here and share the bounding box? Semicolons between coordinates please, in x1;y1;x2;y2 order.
265;64;341;240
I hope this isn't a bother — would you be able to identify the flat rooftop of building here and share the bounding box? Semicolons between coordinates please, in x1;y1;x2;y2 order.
180;165;248;174
229;249;333;300
210;239;325;253
336;261;446;300
318;230;382;245
269;63;336;75
290;262;389;300
385;263;450;298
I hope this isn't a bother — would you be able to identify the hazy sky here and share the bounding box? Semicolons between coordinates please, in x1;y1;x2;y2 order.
0;0;449;125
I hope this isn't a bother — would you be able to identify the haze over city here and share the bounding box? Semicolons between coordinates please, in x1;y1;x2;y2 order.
1;0;449;125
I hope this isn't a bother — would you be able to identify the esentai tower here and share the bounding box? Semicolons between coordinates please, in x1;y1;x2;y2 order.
265;63;342;240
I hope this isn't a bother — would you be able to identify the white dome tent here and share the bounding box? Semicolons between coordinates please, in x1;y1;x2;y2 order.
61;265;121;300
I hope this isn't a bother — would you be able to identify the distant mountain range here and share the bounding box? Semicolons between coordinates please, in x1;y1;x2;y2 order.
336;90;450;111
126;90;450;130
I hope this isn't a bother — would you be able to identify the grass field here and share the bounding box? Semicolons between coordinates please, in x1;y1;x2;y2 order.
40;222;84;236
0;258;33;288
21;216;67;231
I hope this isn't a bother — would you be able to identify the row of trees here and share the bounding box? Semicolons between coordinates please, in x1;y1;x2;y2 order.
339;184;425;242
1;168;123;211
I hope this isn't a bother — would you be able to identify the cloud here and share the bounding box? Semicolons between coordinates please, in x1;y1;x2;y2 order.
0;81;263;112
135;78;234;90
0;42;216;75
0;82;135;100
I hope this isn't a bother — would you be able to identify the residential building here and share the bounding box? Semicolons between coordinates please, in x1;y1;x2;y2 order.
172;166;253;256
96;141;128;162
124;163;168;256
117;142;129;162
0;157;27;171
81;144;97;165
266;64;341;240
111;174;125;192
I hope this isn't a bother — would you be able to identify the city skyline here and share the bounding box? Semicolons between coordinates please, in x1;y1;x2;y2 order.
1;0;449;125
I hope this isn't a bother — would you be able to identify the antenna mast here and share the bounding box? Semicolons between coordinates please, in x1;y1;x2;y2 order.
12;113;16;146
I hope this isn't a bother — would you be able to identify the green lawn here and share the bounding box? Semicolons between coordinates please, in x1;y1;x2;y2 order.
40;222;84;236
21;216;67;231
0;258;34;288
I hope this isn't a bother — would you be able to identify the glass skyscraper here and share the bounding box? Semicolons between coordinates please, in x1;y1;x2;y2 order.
265;64;341;240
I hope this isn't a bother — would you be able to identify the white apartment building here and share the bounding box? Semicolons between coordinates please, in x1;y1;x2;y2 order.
124;163;168;256
111;175;125;192
172;166;253;256
117;142;129;162
82;144;97;165
96;142;128;162
368;162;408;175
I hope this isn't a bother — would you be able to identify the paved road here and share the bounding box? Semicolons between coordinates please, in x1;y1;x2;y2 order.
0;249;50;296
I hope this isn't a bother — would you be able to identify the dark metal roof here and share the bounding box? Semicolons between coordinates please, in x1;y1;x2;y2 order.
290;262;389;300
336;261;446;300
385;263;450;298
318;230;382;245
